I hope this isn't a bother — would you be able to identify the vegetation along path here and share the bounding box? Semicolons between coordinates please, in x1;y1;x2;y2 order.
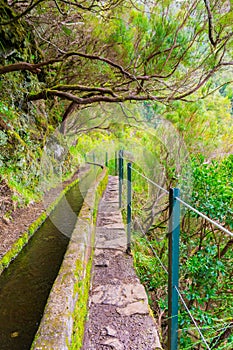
82;176;162;350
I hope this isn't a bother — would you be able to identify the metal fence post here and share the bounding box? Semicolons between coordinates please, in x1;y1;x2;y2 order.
126;162;132;254
105;152;108;167
118;150;123;208
168;188;180;350
121;149;124;180
115;151;118;176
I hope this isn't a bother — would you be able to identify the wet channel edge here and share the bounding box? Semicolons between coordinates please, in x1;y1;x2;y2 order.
0;175;83;277
30;168;108;350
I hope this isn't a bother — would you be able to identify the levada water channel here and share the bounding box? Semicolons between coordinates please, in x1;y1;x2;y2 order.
0;170;97;349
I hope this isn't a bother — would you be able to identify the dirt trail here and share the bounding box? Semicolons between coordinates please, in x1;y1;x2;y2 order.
82;176;162;350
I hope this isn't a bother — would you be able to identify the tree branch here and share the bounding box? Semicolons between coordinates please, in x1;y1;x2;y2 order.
172;65;220;100
210;322;233;349
51;84;117;96
0;0;44;26
28;89;158;103
60;101;78;134
0;62;41;74
203;0;217;47
0;57;64;75
65;51;135;80
219;239;233;258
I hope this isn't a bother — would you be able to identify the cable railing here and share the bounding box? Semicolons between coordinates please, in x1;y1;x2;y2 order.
135;215;212;350
128;165;233;239
130;165;169;194
116;150;233;350
175;197;233;238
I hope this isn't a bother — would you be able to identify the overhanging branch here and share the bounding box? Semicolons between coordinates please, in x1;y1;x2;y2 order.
203;0;217;47
28;89;156;103
51;84;117;96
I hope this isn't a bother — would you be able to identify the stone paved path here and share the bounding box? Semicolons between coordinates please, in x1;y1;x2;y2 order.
82;176;162;350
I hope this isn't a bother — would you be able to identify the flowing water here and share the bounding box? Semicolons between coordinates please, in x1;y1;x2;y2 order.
0;172;96;350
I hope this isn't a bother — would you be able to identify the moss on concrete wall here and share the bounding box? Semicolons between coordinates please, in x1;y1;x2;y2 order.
69;168;108;350
30;167;108;350
69;255;93;349
0;177;80;275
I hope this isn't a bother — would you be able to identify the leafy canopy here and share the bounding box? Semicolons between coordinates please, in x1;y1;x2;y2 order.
0;0;232;108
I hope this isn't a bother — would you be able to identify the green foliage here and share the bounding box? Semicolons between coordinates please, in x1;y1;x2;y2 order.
179;240;233;348
175;154;233;347
164;92;233;156
191;155;233;228
133;235;167;294
0;130;7;146
0;1;232;347
130;152;233;349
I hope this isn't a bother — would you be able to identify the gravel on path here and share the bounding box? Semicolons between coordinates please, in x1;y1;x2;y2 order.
82;176;163;350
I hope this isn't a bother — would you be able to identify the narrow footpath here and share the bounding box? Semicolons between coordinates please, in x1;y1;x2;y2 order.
82;176;162;350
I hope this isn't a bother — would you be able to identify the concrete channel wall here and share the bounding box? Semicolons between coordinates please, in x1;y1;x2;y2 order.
0;177;81;276
31;168;108;350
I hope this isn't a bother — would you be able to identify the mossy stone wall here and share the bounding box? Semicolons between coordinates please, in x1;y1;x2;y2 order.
0;177;81;276
31;167;108;350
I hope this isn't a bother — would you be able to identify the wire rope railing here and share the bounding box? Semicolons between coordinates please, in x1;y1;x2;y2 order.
176;197;233;238
127;164;232;239
116;150;233;350
135;217;169;275
174;286;211;350
129;165;169;194
136;213;212;350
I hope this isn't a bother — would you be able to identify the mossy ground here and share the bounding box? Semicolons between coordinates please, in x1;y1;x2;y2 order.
0;177;80;275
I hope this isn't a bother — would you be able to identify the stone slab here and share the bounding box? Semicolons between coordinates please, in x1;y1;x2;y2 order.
91;283;148;306
82;176;163;350
116;301;149;316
